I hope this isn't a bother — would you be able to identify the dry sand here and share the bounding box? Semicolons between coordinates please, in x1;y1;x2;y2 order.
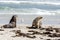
0;24;60;40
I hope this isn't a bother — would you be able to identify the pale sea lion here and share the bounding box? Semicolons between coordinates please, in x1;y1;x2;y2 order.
48;33;60;37
2;15;17;28
32;16;43;29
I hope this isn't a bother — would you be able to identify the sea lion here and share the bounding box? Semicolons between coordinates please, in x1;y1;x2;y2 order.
32;16;43;29
2;15;17;28
12;30;36;38
9;15;17;27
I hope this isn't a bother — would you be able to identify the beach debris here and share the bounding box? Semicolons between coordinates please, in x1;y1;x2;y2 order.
12;30;36;38
27;26;37;29
26;35;36;38
43;31;51;34
2;15;17;28
40;28;45;30
45;26;53;32
28;30;42;35
10;30;21;33
58;39;60;40
40;37;43;39
48;33;60;37
0;33;4;35
54;28;60;33
0;29;4;31
46;39;51;40
28;16;43;29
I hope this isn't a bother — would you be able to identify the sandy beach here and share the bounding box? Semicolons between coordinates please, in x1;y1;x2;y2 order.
0;0;60;40
0;24;60;40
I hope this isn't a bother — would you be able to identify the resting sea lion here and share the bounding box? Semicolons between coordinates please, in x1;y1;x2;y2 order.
2;15;17;28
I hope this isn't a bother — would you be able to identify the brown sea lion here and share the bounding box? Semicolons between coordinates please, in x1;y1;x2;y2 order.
9;15;17;27
2;15;17;28
32;16;43;29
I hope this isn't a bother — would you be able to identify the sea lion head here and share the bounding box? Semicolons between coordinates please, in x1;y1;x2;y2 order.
13;15;18;18
10;15;18;22
37;16;43;20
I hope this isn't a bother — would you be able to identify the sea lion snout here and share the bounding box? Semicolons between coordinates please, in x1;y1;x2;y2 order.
38;16;43;19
